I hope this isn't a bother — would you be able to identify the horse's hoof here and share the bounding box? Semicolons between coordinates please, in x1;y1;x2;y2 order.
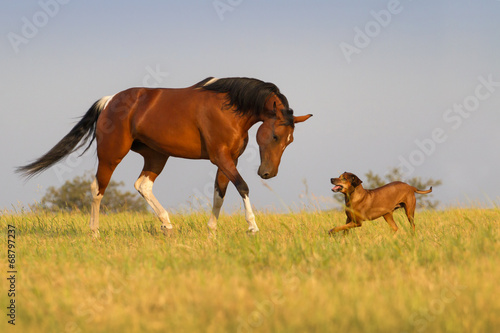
246;229;259;236
161;226;174;237
91;229;100;239
208;229;217;239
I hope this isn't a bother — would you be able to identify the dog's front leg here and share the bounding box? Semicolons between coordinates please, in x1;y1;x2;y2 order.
329;218;362;234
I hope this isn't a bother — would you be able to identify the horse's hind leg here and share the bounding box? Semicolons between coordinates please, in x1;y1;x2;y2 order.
90;134;133;236
90;176;103;236
133;146;171;233
90;157;128;236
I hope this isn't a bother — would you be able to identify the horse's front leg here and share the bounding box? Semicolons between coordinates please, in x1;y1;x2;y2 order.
242;191;259;233
214;155;259;234
207;168;230;235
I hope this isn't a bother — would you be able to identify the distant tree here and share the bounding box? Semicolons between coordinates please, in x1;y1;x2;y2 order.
40;173;148;213
334;167;442;209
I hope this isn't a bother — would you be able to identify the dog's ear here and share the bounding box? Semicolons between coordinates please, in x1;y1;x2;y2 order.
351;174;363;187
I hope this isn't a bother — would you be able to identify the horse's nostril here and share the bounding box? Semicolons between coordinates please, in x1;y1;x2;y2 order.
259;171;270;179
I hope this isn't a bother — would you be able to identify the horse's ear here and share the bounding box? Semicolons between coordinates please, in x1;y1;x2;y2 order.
294;114;313;123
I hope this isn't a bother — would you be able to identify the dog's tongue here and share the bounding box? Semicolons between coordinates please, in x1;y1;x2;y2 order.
332;185;342;192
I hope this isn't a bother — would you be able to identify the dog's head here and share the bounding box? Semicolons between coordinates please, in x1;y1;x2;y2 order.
331;172;363;194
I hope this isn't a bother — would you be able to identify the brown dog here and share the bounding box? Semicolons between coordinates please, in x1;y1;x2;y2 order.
330;172;432;234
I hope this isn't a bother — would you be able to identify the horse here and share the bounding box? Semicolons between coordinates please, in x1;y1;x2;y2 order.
17;77;312;236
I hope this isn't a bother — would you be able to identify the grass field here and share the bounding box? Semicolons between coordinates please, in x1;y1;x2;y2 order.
1;207;499;332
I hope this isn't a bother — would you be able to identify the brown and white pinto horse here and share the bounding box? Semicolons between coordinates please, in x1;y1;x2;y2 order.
17;77;312;235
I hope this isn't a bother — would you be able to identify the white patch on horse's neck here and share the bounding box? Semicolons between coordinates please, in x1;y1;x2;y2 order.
204;77;219;86
281;134;292;151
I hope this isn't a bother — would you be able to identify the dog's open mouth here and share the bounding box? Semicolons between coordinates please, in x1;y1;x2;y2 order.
332;185;343;192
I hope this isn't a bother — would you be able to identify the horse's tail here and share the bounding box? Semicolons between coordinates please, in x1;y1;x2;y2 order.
415;187;432;194
16;96;113;179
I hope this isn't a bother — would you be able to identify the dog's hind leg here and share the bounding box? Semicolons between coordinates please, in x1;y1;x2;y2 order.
383;213;398;232
403;197;417;233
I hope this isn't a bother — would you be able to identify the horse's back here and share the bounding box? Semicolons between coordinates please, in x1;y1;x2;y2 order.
98;86;224;159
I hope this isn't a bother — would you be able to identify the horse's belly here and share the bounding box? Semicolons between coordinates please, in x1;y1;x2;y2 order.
135;130;209;160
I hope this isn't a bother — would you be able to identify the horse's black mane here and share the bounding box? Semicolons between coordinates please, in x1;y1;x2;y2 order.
196;77;294;126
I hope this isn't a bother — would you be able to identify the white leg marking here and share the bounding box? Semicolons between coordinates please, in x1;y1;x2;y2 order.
208;189;224;232
89;177;102;236
243;195;259;233
135;175;173;229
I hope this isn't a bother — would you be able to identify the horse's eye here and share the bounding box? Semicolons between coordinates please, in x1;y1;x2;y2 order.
273;135;279;142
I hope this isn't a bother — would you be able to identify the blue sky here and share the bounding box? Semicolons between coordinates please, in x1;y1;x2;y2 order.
2;0;500;214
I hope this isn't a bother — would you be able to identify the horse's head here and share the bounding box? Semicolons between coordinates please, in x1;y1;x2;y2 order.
256;96;312;179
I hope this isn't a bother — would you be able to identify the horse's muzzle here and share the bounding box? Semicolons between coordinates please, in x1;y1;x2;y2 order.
258;166;277;179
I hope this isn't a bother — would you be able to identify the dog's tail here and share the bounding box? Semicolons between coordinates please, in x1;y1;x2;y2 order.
415;187;432;194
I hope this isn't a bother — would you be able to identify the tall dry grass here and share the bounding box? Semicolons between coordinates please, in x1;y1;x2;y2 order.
1;207;499;332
